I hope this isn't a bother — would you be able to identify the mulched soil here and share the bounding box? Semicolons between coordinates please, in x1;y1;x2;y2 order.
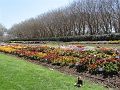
3;53;120;90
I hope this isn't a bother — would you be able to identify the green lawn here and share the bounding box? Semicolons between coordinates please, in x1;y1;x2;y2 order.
77;44;120;49
40;42;120;49
0;53;112;90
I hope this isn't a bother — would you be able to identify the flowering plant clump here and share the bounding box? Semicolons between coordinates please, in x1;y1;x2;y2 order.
61;49;74;56
89;64;98;74
14;49;27;57
96;47;115;55
0;43;120;75
0;45;15;53
108;40;120;44
53;56;77;66
41;53;59;63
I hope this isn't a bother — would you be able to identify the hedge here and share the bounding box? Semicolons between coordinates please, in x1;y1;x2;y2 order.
10;33;120;42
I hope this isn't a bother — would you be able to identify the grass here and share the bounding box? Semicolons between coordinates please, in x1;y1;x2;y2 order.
75;44;120;49
40;42;120;49
0;53;112;90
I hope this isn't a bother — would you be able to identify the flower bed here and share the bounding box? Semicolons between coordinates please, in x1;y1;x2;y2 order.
0;43;120;76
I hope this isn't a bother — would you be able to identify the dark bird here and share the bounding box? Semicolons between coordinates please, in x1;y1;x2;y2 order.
74;76;83;87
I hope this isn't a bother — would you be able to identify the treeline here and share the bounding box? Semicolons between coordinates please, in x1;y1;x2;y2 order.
7;0;120;41
0;24;6;41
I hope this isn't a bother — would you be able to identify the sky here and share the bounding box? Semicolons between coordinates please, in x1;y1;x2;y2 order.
0;0;74;29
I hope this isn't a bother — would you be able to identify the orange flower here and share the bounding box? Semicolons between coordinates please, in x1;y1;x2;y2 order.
90;64;97;67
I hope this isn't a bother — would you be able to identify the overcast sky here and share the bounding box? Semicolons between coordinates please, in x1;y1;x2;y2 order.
0;0;74;29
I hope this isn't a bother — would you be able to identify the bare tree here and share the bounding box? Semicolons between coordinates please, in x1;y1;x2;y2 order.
0;24;7;41
7;0;120;40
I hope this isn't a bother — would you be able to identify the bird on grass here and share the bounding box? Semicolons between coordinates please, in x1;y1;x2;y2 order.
74;76;83;87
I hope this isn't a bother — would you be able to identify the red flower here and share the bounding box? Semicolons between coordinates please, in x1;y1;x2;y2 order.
76;46;84;48
117;59;120;63
89;69;92;73
90;64;97;67
99;59;104;63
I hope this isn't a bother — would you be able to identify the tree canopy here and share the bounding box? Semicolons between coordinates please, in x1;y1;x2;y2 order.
7;0;120;40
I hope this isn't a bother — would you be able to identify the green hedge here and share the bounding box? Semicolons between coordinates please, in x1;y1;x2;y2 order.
10;33;120;42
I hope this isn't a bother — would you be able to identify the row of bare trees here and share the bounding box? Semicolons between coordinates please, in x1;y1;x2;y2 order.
7;0;120;40
0;24;7;41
